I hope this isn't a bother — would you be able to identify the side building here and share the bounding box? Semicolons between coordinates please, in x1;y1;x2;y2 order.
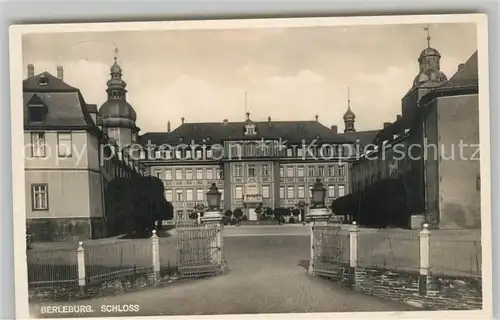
334;43;480;229
23;64;142;242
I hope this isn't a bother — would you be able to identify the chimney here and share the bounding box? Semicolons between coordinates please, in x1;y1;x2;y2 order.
315;114;319;122
27;64;34;78
268;116;271;125
396;115;402;121
458;63;465;71
331;125;338;134
181;117;185;124
56;65;63;80
223;119;228;126
383;122;391;128
167;121;171;132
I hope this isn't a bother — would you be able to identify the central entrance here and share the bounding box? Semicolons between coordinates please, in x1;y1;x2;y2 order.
248;208;257;221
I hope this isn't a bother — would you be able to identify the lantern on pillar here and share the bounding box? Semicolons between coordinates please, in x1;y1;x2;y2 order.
310;178;326;208
206;183;222;211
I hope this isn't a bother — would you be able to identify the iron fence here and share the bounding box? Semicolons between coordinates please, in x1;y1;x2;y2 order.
84;240;153;284
357;229;420;273
429;230;482;277
27;248;78;288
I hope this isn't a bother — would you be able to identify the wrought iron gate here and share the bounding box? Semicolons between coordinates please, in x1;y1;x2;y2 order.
312;225;350;279
176;222;224;278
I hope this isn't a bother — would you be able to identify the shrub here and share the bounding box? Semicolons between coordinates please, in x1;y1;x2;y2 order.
224;210;233;217
241;215;248;221
289;217;296;223
231;217;238;225
233;208;243;219
264;207;273;215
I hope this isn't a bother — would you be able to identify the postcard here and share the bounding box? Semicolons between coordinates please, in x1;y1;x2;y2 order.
9;13;491;319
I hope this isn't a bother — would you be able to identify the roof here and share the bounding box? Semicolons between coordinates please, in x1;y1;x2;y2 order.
139;120;355;146
23;72;78;93
439;51;478;89
419;50;478;107
23;72;97;131
341;130;379;148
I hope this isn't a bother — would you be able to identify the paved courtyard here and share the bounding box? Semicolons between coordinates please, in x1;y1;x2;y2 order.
30;225;415;317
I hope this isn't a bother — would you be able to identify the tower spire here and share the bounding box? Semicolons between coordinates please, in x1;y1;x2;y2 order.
244;91;248;120
113;44;119;62
347;86;351;110
424;26;431;48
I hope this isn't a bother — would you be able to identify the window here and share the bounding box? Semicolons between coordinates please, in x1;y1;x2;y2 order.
280;166;285;177
328;185;335;198
308;166;315;177
328;165;336;177
186;189;193;201
185;168;193;180
261;145;269;156
286;148;293;157
175;150;182;159
175;189;183;201
175;169;183;180
165;169;172;180
231;145;241;158
248;165;256;177
286;166;294;177
206;148;213;159
165;189;173;201
185;150;192;159
107;128;119;140
287;186;294;198
206;168;214;180
297;148;304;158
176;210;185;221
248;144;255;156
318;166;325;177
28;105;45;122
262;165;270;176
154;170;161;179
217;169;223;180
297;166;305;177
196;149;203;159
338;184;345;197
297;186;305;198
32;184;48;210
56;133;73;157
196;188;204;201
196;168;203;180
234;165;242;177
220;190;224;201
338;165;346;177
262;186;270;198
31;132;46;157
279;187;285;199
235;186;243;199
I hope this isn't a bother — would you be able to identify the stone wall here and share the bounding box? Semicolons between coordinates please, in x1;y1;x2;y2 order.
27;218;105;242
28;270;178;303
318;266;482;310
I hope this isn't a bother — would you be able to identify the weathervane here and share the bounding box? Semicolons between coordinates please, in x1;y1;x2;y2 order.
424;25;431;47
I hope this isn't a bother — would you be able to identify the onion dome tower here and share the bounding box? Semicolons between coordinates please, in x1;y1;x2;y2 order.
98;47;139;147
343;87;356;132
412;27;448;88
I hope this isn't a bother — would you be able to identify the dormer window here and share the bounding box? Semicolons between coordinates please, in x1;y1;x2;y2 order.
27;94;47;122
38;75;49;86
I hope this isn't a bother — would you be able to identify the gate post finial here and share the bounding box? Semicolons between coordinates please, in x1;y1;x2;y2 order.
151;229;161;281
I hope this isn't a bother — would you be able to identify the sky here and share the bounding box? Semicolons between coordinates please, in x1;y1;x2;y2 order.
22;22;477;133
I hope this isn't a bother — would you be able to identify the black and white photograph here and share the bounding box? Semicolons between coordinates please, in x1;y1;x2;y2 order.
9;14;492;319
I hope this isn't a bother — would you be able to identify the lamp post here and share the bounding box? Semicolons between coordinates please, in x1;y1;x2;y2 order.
201;183;224;224
306;178;331;222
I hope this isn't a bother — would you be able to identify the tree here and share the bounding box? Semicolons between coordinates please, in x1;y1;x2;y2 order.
105;175;167;237
233;208;243;225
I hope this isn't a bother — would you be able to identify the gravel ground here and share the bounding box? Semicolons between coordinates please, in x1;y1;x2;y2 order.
30;229;415;318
